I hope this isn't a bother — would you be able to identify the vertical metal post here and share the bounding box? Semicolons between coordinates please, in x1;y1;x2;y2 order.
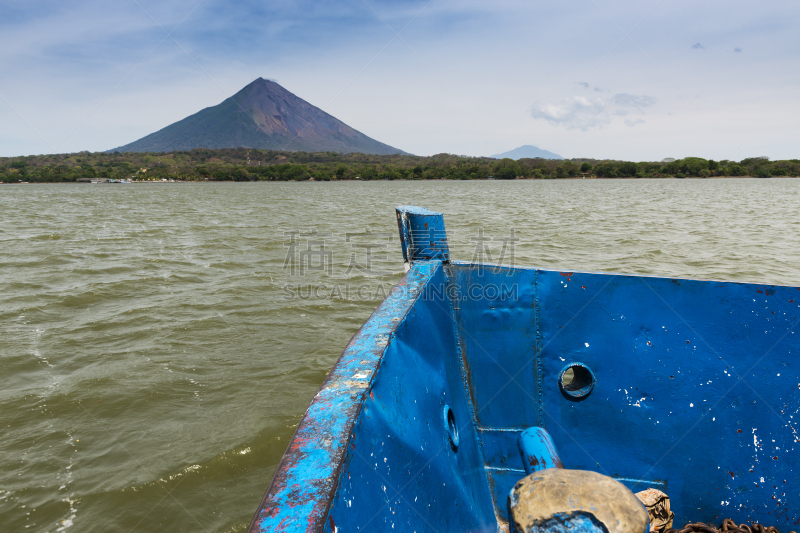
395;206;450;271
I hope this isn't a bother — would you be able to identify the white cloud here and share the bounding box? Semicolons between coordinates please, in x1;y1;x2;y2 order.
612;93;657;109
529;96;609;131
529;93;656;130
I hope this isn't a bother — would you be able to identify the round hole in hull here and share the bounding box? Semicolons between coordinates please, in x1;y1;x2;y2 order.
558;363;596;400
443;404;459;450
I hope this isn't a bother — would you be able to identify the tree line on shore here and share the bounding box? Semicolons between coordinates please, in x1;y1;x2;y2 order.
1;148;798;183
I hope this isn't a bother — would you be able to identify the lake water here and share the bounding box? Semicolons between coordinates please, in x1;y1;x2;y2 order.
2;179;799;532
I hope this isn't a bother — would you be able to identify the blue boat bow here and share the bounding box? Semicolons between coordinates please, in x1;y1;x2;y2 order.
249;206;800;532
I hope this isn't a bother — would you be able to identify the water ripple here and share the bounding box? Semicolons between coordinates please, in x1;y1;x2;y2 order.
1;179;798;531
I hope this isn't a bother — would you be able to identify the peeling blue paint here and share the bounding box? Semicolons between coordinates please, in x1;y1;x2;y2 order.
247;262;441;532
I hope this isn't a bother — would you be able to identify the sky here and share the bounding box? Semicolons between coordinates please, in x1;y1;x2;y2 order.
1;0;798;160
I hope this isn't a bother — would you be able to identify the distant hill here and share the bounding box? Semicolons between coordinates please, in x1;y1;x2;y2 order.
490;145;564;160
111;78;406;155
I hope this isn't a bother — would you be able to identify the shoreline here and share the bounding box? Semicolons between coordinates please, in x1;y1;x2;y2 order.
2;175;796;184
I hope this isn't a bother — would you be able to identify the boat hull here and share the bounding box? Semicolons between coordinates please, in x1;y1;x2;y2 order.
250;208;800;532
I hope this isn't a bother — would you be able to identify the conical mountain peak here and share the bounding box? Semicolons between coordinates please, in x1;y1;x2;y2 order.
111;78;406;155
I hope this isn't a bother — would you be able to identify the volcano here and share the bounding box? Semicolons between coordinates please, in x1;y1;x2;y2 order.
111;78;406;155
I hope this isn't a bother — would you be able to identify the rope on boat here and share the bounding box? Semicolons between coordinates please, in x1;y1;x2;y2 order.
634;490;796;533
664;519;796;533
